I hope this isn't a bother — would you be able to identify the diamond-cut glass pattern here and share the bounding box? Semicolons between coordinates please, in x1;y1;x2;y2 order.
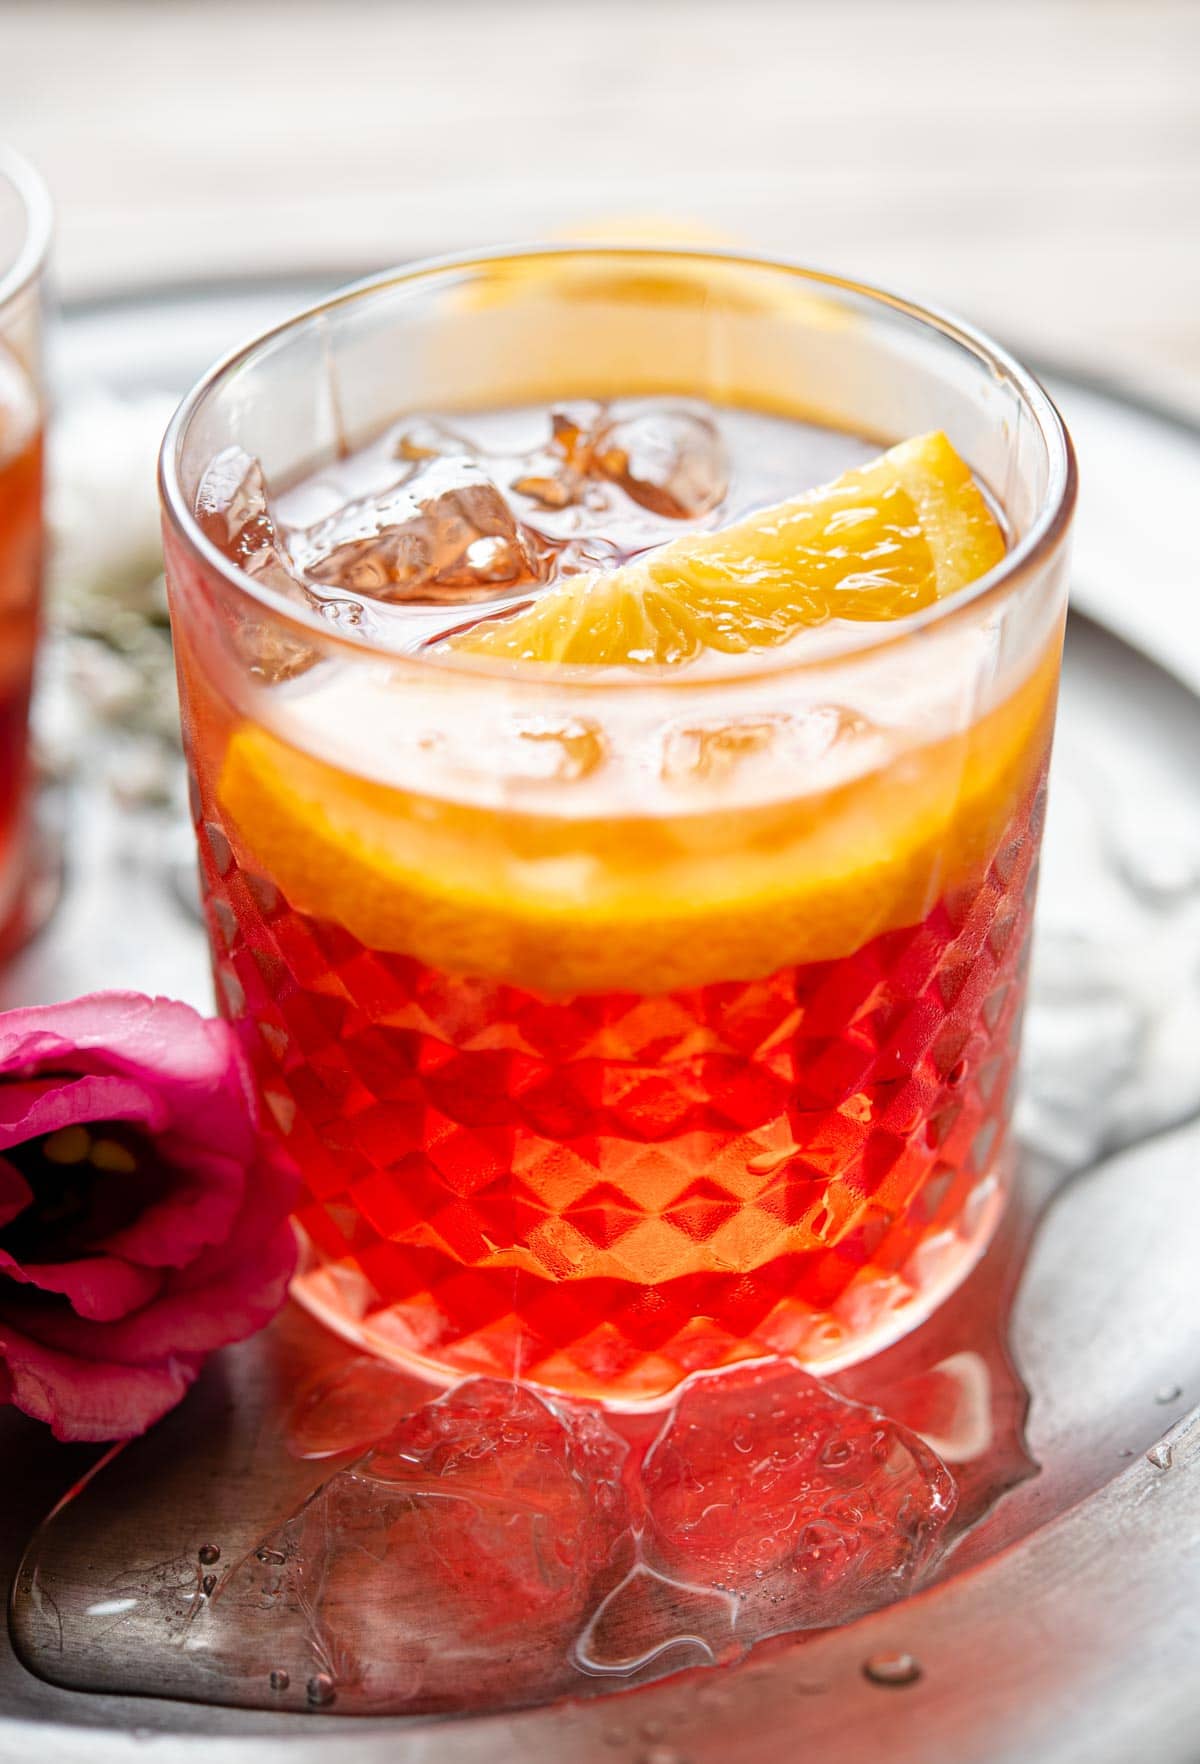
196;778;1044;1401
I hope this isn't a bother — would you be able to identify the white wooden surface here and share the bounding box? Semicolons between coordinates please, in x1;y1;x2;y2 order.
2;0;1198;410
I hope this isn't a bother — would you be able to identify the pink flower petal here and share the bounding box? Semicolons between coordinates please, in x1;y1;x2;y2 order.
0;1073;170;1151
0;1150;297;1366
0;1233;294;1366
0;1081;251;1274
0;994;258;1161
0;993;299;1440
96;1139;247;1269
0;1249;163;1321
0;1318;202;1442
172;1141;299;1291
0;1075;247;1273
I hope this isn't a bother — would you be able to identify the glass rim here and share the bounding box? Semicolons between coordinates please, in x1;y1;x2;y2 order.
0;144;52;316
159;243;1078;687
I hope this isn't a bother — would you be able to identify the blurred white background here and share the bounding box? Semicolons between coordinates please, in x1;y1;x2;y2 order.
2;0;1198;411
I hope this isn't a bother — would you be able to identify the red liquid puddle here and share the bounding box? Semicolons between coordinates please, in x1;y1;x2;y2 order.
247;1186;1035;1713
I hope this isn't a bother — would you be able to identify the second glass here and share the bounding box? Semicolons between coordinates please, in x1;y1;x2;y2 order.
0;148;50;957
161;249;1075;1402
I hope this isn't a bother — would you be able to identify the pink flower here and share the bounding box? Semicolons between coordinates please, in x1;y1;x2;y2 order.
0;991;297;1441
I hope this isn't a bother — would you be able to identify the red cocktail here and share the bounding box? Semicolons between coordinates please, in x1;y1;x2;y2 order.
161;251;1074;1401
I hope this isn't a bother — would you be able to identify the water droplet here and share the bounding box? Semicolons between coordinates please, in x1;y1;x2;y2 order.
1155;1384;1183;1405
269;1668;290;1691
306;1672;336;1706
200;1574;217;1597
603;1728;628;1748
640;1720;667;1742
639;1750;688;1764
1147;1441;1174;1471
197;1543;220;1566
863;1650;922;1687
256;1546;286;1565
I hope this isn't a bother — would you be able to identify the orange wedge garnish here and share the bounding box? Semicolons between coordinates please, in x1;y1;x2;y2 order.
448;432;1004;666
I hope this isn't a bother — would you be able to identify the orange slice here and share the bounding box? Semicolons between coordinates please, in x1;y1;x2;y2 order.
448;432;1005;666
217;675;1051;994
214;433;1038;994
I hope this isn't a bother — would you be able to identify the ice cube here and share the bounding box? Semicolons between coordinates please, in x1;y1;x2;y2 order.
595;403;728;518
391;417;471;462
287;457;543;603
661;718;780;784
661;707;875;788
514;716;607;781
193;446;320;683
505;404;607;515
194;445;277;567
549;402;606;474
511;472;576;511
220;1378;632;1714
640;1360;956;1640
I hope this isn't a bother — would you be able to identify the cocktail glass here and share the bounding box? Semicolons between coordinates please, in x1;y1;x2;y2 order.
160;249;1075;1403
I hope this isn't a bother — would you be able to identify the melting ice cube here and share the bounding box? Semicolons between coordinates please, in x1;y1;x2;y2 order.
577;1359;957;1675
191;1356;959;1714
391;416;472;463
595;403;729;518
661;718;780;784
286;457;544;603
640;1360;956;1622
507;405;607;516
194;445;278;568
220;1379;631;1713
193;445;320;682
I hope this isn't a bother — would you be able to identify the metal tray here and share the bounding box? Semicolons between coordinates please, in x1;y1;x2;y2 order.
2;281;1199;1762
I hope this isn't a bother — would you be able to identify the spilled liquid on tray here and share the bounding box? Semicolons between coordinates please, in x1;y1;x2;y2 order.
12;1192;1038;1717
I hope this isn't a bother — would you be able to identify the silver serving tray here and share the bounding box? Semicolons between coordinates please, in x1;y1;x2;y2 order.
3;280;1200;1762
